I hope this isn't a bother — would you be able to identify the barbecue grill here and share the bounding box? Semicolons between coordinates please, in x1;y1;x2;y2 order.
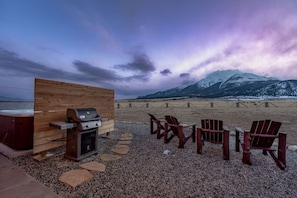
65;108;102;161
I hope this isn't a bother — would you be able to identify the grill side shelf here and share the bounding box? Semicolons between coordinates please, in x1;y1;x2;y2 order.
49;122;77;130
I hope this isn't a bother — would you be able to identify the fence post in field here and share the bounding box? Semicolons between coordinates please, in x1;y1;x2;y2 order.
129;103;132;108
117;104;120;109
265;102;269;107
210;102;214;108
236;102;239;108
187;102;190;108
146;103;149;108
166;103;168;108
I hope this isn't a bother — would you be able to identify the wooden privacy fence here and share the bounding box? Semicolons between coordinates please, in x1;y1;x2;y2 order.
115;99;297;109
34;78;115;154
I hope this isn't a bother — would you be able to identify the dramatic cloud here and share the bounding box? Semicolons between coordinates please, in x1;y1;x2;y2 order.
114;51;156;82
0;47;159;99
73;60;121;82
160;69;171;76
180;73;190;78
0;48;66;79
114;52;155;73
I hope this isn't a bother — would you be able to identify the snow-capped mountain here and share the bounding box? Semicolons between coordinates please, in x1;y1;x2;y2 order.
138;70;297;99
255;80;297;97
198;69;242;88
219;72;275;89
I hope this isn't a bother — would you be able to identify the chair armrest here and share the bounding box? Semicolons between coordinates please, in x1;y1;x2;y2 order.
250;134;279;138
199;128;227;133
180;123;196;128
166;123;178;128
167;122;196;129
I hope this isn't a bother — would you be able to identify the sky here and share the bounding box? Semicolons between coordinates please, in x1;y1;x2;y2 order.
1;0;297;100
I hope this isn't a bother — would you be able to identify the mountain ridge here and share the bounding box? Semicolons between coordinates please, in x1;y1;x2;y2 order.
138;70;297;99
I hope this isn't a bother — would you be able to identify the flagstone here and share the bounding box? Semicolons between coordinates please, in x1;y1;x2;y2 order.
111;145;129;155
59;169;93;188
79;161;106;172
121;132;133;138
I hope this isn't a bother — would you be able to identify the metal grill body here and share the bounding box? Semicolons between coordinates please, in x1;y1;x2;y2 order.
65;108;101;161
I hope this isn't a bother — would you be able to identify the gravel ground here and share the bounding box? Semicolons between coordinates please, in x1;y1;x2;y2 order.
12;122;297;198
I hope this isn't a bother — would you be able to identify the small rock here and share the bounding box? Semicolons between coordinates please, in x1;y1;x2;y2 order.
288;145;297;152
163;150;171;155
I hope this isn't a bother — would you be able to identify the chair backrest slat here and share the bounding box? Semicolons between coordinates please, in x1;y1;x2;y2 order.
165;115;179;135
250;120;282;148
265;121;282;147
201;119;223;142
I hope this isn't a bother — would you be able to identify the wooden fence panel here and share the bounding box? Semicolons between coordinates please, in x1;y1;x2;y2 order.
33;78;114;154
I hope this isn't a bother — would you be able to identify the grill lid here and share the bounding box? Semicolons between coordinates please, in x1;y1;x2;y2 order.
66;108;101;123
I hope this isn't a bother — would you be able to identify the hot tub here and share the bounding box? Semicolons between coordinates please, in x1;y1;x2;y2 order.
0;109;33;150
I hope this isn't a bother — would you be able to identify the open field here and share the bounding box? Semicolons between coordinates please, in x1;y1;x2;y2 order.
115;98;297;146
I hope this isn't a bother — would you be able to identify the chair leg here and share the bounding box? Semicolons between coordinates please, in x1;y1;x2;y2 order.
164;123;169;143
223;130;230;160
178;126;185;148
156;121;163;139
277;133;287;170
242;131;252;165
267;133;287;170
192;125;196;142
262;150;268;155
164;124;175;144
196;128;203;154
278;133;287;169
150;118;155;134
235;130;240;152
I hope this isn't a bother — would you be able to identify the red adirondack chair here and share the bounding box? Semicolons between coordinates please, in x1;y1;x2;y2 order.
164;115;196;148
235;120;287;170
148;113;165;139
197;119;230;160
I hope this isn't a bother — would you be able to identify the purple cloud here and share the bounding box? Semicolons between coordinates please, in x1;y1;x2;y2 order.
160;69;171;76
180;73;190;78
